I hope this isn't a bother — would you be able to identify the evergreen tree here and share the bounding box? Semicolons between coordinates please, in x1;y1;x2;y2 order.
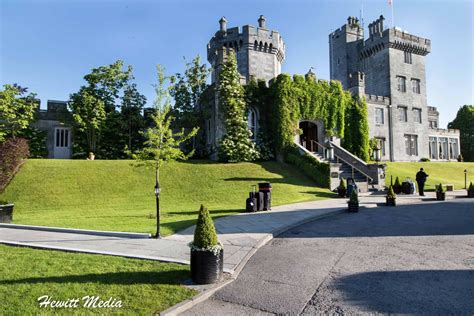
448;105;474;161
218;52;259;162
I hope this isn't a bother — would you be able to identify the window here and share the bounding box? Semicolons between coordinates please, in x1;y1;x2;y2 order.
429;120;438;129
438;137;448;159
429;137;437;159
376;137;386;156
247;108;257;140
55;128;69;148
397;76;406;92
398;106;408;122
404;51;412;64
404;134;418;156
411;79;420;94
337;58;340;65
413;108;422;123
375;108;384;125
449;138;459;160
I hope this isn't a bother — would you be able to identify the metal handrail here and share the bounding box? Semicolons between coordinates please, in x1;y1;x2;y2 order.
333;153;374;181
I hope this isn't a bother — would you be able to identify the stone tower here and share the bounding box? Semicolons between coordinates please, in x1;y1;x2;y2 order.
207;15;285;84
329;15;439;162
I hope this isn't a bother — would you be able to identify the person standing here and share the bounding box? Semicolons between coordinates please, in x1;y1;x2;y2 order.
416;168;429;196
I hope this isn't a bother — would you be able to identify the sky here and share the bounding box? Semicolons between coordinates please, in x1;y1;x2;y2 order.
1;0;473;128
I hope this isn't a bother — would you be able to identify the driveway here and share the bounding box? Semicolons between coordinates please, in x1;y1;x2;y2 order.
183;199;474;315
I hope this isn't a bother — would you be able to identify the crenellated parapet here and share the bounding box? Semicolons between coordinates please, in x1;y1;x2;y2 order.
365;94;391;106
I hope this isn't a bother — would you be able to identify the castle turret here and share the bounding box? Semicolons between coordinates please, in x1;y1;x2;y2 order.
207;16;285;84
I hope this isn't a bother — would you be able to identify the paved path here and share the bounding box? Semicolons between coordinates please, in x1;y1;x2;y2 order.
0;190;468;274
0;198;347;273
182;198;474;315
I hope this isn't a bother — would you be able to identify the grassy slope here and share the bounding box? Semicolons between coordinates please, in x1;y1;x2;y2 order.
385;162;474;191
0;244;195;315
0;159;333;235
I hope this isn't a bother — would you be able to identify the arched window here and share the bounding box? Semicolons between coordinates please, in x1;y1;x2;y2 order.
247;108;257;141
269;43;273;52
264;43;268;52
239;40;243;48
254;40;258;50
259;41;263;51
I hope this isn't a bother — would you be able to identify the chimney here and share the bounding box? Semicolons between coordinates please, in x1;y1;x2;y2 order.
258;15;266;28
219;16;227;32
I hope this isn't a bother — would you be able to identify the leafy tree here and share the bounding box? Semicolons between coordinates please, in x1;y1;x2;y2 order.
69;88;106;154
448;105;474;161
121;83;147;154
0;84;38;142
131;65;198;238
218;52;259;162
170;56;210;153
343;96;370;162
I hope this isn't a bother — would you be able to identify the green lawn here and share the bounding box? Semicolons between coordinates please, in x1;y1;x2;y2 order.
385;162;474;191
0;159;332;235
0;244;195;315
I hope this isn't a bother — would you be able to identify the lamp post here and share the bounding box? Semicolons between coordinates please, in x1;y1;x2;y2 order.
325;141;334;161
464;169;468;189
154;179;161;239
374;145;381;162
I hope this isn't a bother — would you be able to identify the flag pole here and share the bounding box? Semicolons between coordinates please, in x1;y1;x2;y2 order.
390;0;395;28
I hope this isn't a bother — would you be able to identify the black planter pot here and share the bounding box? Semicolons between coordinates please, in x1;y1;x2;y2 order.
348;202;359;212
337;188;346;198
468;191;474;198
386;197;396;206
191;248;223;285
0;204;13;223
436;192;446;201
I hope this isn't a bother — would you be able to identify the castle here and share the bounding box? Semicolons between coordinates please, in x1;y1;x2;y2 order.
206;15;461;162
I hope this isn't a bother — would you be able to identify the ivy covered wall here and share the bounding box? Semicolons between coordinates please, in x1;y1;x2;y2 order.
245;73;369;161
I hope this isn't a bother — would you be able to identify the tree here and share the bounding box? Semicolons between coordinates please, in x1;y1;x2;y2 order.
170;55;210;153
131;65;198;238
121;83;147;154
69;88;106;154
343;96;370;162
448;105;474;161
0;84;38;142
218;52;259;162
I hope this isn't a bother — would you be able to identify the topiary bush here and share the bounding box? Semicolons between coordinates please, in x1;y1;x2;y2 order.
191;205;221;253
339;178;346;190
349;189;359;204
387;185;397;199
393;176;402;194
436;183;445;193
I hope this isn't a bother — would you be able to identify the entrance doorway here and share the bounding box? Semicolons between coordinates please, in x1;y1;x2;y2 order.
299;121;319;152
53;127;72;159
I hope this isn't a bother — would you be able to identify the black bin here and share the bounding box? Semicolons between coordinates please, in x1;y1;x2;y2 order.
258;182;272;211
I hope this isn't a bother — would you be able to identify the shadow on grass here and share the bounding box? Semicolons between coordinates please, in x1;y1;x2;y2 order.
0;270;190;286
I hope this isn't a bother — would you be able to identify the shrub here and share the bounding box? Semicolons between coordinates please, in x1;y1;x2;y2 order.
393;176;402;194
349;189;358;203
468;182;474;192
284;146;330;188
457;154;464;162
0;137;29;191
386;185;397;198
191;205;221;252
420;157;430;162
338;178;346;190
436;183;445;193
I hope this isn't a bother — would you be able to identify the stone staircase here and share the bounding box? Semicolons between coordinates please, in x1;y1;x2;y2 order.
294;140;384;193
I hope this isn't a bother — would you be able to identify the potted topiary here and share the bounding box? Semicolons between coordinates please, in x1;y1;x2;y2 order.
436;183;446;201
347;189;359;212
467;182;474;198
0;201;14;223
337;178;347;198
189;205;223;284
393;176;402;194
386;186;397;206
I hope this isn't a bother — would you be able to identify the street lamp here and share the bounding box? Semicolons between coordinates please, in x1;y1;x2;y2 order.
464;169;468;189
325;141;334;161
154;180;161;239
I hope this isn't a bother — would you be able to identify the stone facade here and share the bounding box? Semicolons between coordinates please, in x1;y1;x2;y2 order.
329;15;461;161
206;16;285;154
31;100;73;159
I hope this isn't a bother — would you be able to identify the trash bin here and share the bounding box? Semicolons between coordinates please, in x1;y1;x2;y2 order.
402;178;415;194
246;185;257;212
258;182;272;211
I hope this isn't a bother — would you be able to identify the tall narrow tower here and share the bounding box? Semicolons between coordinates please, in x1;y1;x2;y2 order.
329;16;364;90
207;15;285;84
